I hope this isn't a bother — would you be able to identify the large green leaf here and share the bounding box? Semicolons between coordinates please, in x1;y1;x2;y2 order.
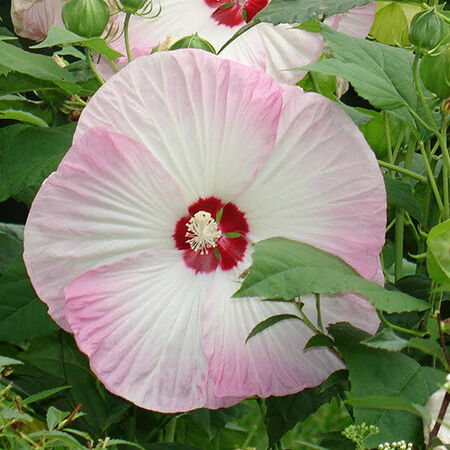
32;26;123;61
0;71;55;95
265;371;348;445
329;323;446;447
0;256;58;342
255;0;373;25
0;41;78;94
0;123;75;202
426;220;450;284
0;232;22;273
303;26;437;134
19;333;130;434
234;238;428;313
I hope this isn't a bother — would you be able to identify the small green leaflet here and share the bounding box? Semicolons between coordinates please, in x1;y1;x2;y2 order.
246;314;301;342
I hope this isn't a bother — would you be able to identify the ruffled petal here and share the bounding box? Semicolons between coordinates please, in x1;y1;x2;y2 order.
238;86;386;281
24;127;186;330
221;23;323;84
324;2;376;39
11;0;64;41
76;50;283;202
202;270;351;398
64;249;241;412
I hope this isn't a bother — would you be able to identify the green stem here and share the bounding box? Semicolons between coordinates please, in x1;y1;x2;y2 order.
419;141;445;215
84;48;104;85
377;310;427;338
394;207;404;282
413;53;438;133
443;161;449;219
165;416;177;443
123;12;133;63
309;72;322;95
392;124;407;163
384;111;393;166
315;293;324;333
377;160;428;183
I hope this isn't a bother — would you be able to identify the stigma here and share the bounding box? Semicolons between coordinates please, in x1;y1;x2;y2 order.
185;211;222;255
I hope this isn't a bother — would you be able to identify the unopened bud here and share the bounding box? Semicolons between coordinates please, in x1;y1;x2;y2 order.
120;0;147;13
409;8;447;51
169;34;216;54
62;0;110;38
420;48;450;99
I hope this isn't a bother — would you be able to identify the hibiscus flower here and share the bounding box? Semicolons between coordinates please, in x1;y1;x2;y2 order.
24;49;386;412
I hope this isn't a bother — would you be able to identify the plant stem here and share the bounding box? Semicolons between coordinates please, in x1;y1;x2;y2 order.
384;111;394;166
378;160;428;183
377;310;427;338
427;391;450;448
123;12;133;62
392;124;407;163
84;48;104;85
419;141;445;216
309;72;322;95
165;416;177;443
394;207;404;281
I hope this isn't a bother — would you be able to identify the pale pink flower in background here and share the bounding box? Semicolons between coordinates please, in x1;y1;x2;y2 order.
11;0;65;41
100;0;376;83
423;384;450;449
24;50;386;413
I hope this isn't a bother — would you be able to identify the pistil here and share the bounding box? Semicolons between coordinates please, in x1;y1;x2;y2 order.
185;211;222;255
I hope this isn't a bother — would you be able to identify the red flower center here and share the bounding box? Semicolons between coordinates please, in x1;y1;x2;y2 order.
173;196;249;273
204;0;269;28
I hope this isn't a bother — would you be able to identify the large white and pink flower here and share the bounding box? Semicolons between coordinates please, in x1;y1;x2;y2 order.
24;49;386;413
102;0;376;83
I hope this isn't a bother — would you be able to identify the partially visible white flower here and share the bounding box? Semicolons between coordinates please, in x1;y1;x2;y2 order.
424;387;450;449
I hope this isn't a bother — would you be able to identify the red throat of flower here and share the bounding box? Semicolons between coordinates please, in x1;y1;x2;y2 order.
204;0;269;27
173;196;249;273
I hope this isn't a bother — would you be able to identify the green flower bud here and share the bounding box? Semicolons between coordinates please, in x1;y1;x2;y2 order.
169;34;216;54
420;48;450;99
409;8;446;51
120;0;147;13
62;0;110;38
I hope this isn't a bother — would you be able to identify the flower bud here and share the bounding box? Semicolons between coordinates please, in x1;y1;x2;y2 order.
169;34;216;54
409;8;446;51
420;48;450;99
62;0;110;38
119;0;147;13
442;97;450;116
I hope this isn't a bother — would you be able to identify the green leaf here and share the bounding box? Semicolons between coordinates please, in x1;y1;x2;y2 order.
1;408;33;423
329;322;446;447
0;40;78;94
426;220;450;284
46;406;69;431
32;26;123;61
265;371;347;445
234;238;428;313
28;430;85;449
303;26;437;134
246;314;301;342
19;333;130;434
362;328;408;351
304;333;335;350
0;355;23;369
0;123;76;202
384;174;424;222
22;385;71;405
407;337;443;361
345;395;423;416
0;71;55;95
255;0;374;25
0;232;22;273
0;256;59;342
0;109;49;127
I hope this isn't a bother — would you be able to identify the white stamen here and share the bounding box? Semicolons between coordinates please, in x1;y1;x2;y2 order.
185;211;221;255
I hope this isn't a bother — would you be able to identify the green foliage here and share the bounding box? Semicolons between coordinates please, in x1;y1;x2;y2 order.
426;219;450;284
235;238;428;313
303;26;439;135
169;34;216;53
329;323;446;447
254;0;373;25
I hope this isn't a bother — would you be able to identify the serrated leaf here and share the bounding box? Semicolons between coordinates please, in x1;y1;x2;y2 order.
234;238;428;313
255;0;373;25
345;395;422;416
304;333;335;350
32;26;123;61
303;26;438;135
23;385;71;405
407;337;443;361
246;313;301;342
1;408;33;423
329;322;446;447
28;430;85;448
362;328;408;351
